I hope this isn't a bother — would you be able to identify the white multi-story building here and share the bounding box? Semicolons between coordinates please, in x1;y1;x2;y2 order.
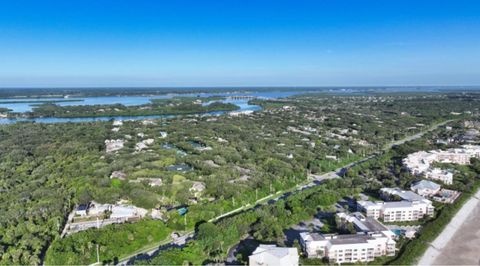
300;213;396;264
357;201;383;219
403;151;436;175
403;145;480;185
249;245;299;266
357;199;434;222
431;145;480;164
381;201;434;222
300;232;395;264
424;168;454;185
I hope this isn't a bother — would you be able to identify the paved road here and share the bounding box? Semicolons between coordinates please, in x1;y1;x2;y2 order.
65;217;133;236
112;120;452;266
383;120;453;150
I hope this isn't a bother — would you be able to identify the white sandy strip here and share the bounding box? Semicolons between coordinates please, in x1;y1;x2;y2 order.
417;188;480;265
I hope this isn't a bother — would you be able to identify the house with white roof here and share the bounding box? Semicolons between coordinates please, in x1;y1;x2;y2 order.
87;201;111;216
336;212;395;238
379;187;427;202
249;245;299;266
410;180;441;197
75;204;88;217
110;204;147;219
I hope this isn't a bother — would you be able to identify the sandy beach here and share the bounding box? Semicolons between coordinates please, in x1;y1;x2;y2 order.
418;189;480;265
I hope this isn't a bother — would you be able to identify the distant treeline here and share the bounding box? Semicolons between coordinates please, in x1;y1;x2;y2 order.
13;99;239;118
0;99;83;104
1;86;478;98
0;87;311;98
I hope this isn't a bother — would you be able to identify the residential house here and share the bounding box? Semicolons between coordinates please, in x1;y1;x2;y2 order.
410;180;441;197
75;204;88;217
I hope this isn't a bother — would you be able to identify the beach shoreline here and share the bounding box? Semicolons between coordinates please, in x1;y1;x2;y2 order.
418;188;480;265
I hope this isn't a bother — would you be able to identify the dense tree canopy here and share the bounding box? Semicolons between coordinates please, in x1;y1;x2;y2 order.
1;92;480;264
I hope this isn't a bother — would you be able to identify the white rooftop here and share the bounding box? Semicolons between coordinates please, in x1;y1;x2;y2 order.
250;245;299;266
380;187;427;202
411;180;441;191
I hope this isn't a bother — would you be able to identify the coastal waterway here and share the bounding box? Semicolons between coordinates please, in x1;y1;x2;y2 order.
0;91;304;124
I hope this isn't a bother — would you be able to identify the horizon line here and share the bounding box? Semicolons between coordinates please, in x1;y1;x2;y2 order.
1;85;480;89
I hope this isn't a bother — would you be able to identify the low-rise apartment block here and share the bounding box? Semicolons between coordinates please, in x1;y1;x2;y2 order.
300;233;395;264
300;213;396;264
300;232;396;263
403;145;480;185
357;199;434;222
424;168;453;185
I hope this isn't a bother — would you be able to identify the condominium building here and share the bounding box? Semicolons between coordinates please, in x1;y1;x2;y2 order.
424;168;454;185
432;145;480;164
300;232;395;264
357;199;434;222
300;212;396;264
381;201;434;222
402;151;436;175
403;145;480;185
357;201;382;219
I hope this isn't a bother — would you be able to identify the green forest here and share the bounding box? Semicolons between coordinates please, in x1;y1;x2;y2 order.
13;97;239;118
1;92;480;264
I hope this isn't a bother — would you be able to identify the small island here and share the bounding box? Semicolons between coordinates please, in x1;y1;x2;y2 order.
9;97;240;118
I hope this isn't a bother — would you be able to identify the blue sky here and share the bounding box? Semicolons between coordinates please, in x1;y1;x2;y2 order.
0;0;479;87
